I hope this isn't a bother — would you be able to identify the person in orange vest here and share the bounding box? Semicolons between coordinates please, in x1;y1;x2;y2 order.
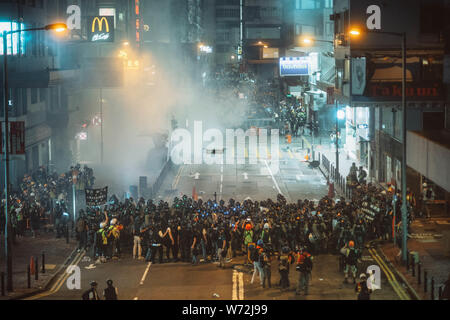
295;247;313;296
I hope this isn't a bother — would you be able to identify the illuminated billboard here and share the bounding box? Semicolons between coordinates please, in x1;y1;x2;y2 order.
279;57;310;77
87;16;114;42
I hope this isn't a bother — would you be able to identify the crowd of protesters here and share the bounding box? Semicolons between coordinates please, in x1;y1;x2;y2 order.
0;164;95;242
75;179;419;297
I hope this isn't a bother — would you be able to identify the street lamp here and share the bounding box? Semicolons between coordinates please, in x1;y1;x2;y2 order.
301;37;334;45
2;22;67;292
350;28;408;264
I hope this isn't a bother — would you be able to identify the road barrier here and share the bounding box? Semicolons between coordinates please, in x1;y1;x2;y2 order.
42;252;45;274
150;159;174;198
34;257;38;281
1;272;4;296
406;253;447;300
27;266;31;289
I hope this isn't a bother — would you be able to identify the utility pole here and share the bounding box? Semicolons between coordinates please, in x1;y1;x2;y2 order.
99;44;103;164
335;99;339;177
2;30;13;292
401;32;408;264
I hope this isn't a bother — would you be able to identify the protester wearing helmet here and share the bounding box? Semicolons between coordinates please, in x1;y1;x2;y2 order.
340;240;360;284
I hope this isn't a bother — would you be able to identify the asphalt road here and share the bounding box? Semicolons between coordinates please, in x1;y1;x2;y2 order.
27;141;404;300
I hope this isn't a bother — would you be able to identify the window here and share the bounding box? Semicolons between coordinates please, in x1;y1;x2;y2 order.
31;23;37;56
325;22;334;37
39;88;46;102
260;7;281;18
301;25;316;36
323;0;332;8
0;22;26;55
393;108;402;141
216;0;240;5
296;0;301;10
216;45;231;53
216;8;240;18
22;88;28;115
295;24;301;35
420;0;444;34
301;0;318;9
420;58;443;82
217;30;231;41
381;107;394;137
31;88;38;104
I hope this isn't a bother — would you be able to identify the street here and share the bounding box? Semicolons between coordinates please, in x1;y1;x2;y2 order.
27;144;403;300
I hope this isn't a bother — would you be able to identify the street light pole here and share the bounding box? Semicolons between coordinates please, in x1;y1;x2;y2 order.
335;100;339;176
2;23;67;293
2;30;13;292
349;28;408;264
401;32;407;264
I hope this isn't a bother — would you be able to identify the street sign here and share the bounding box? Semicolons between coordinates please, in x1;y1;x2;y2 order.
87;16;114;42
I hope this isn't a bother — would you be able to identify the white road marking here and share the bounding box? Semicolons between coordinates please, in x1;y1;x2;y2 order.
243;172;248;180
264;160;282;195
140;262;152;285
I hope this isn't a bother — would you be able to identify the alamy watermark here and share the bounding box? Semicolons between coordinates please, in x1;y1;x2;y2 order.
66;265;81;290
366;265;381;290
169;121;280;174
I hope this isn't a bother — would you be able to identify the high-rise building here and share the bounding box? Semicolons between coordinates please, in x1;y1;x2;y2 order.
333;0;448;198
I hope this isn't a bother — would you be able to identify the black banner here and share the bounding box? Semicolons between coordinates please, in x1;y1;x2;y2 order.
85;187;108;206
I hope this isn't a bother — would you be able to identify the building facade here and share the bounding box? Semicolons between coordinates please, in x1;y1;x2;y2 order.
332;0;447;196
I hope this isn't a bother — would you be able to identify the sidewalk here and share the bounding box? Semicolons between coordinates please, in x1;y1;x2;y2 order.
0;231;77;300
294;133;362;178
379;217;450;300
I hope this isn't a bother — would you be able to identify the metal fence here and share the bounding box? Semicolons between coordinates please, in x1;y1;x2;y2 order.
406;250;448;300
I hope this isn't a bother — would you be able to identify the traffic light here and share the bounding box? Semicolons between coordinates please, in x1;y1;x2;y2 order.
81;120;90;129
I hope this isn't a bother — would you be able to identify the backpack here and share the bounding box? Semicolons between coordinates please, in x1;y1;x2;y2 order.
261;230;270;244
250;247;259;262
244;230;253;244
104;286;118;300
82;289;91;300
303;255;313;272
259;252;266;267
346;248;357;265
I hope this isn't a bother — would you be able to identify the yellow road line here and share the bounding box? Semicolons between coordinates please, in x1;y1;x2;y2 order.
278;150;283;159
266;147;271;159
245;148;248;158
369;248;405;296
288;149;294;159
368;248;409;300
368;249;404;300
232;270;238;300
26;251;85;300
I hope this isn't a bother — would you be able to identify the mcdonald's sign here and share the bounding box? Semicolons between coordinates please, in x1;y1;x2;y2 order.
88;16;114;42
